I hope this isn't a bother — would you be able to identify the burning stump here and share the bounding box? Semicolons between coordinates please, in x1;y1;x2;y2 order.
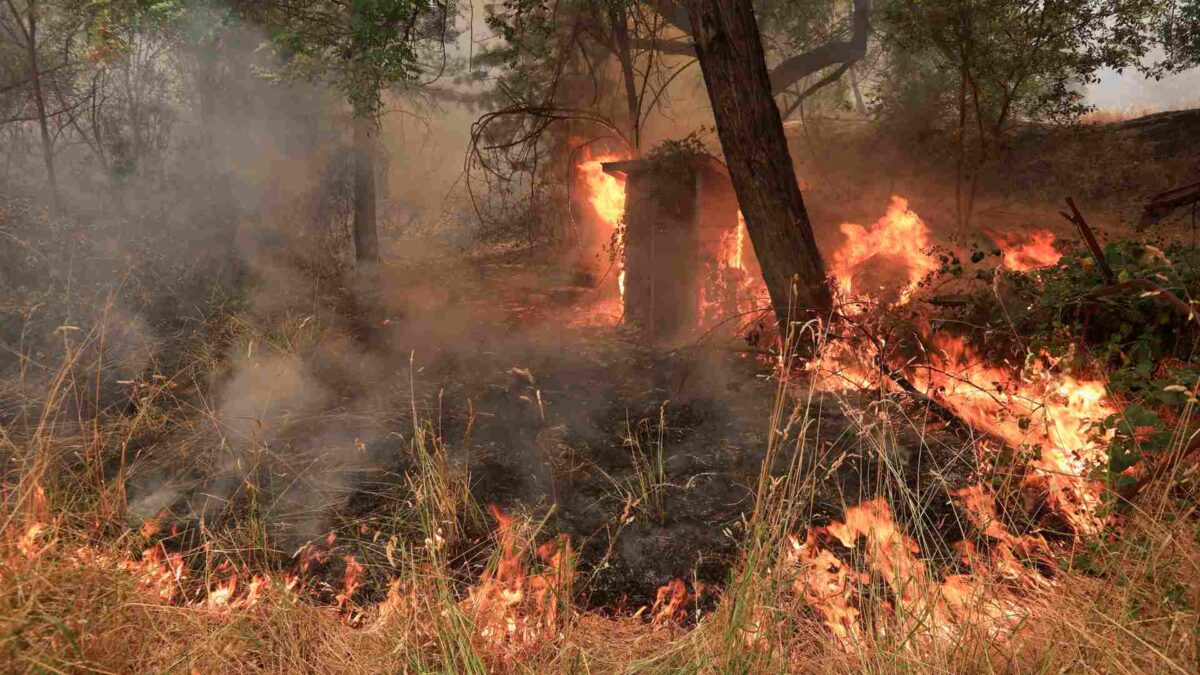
603;155;740;342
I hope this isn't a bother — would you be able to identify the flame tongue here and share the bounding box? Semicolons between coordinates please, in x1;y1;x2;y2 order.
577;153;625;227
992;230;1062;271
831;196;939;307
577;149;627;303
465;506;574;650
787;496;1035;646
913;336;1115;535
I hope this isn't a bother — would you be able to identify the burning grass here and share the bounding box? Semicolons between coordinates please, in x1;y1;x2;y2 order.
2;342;1198;673
3;196;1200;672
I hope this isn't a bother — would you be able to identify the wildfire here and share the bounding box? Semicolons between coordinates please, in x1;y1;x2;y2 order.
701;211;766;323
992;230;1062;271
913;336;1116;534
650;578;697;626
725;212;747;271
577;151;625;228
577;148;627;301
815;331;1116;535
336;555;365;610
786;497;1032;647
816;196;1115;534
831;196;939;306
464;505;575;650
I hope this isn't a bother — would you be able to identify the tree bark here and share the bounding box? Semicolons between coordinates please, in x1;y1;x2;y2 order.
352;115;380;262
18;0;60;208
686;0;832;334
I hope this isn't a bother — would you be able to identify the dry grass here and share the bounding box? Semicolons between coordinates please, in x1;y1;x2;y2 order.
1;314;1198;674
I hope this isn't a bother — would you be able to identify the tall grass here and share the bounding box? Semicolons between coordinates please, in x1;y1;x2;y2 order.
1;310;1197;673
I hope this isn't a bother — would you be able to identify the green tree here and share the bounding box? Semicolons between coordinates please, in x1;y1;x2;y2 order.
1160;0;1200;70
877;0;1164;226
256;0;458;262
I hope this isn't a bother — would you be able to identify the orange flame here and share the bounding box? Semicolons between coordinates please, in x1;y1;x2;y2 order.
992;230;1061;271
725;212;747;271
465;506;575;650
577;151;625;228
786;498;1031;646
830;196;939;306
701;210;767;323
913;336;1115;534
123;545;186;602
336;555;365;610
577;149;627;301
650;578;695;626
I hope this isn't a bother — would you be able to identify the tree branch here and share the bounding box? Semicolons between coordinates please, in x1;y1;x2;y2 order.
766;0;869;94
647;0;870;95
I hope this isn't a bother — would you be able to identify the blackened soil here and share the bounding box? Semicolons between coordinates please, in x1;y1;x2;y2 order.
369;309;977;610
131;254;980;613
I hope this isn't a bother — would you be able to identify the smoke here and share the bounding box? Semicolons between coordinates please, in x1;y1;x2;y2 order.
8;3;1196;599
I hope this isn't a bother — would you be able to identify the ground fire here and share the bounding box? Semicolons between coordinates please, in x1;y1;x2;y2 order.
3;0;1199;672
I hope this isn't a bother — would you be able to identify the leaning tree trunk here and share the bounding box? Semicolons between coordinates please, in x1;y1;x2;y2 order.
352;115;380;262
685;0;832;334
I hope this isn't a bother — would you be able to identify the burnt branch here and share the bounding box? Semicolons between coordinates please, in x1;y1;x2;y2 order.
1060;197;1116;285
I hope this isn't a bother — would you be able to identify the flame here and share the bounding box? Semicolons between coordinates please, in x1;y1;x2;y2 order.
992;230;1061;271
577;148;627;303
786;531;866;639
577;151;625;227
123;545;186;602
725;212;747;271
465;505;574;650
17;523;45;559
913;336;1116;534
701;211;767;324
830;196;939;306
207;563;237;607
336;555;364;610
650;578;695;626
786;498;1031;646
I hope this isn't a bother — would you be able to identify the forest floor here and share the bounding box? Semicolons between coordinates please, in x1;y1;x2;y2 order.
3;111;1200;672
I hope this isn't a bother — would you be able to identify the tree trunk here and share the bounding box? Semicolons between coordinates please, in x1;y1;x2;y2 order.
352;115;380;262
685;0;832;335
610;7;641;150
22;1;60;209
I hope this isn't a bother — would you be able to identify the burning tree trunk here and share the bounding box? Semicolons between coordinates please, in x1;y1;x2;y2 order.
685;0;832;335
352;116;380;262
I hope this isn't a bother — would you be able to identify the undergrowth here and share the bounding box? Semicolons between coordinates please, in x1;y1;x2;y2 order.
1;238;1199;673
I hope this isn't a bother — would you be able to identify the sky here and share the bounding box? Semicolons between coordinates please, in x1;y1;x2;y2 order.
1088;64;1200;111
